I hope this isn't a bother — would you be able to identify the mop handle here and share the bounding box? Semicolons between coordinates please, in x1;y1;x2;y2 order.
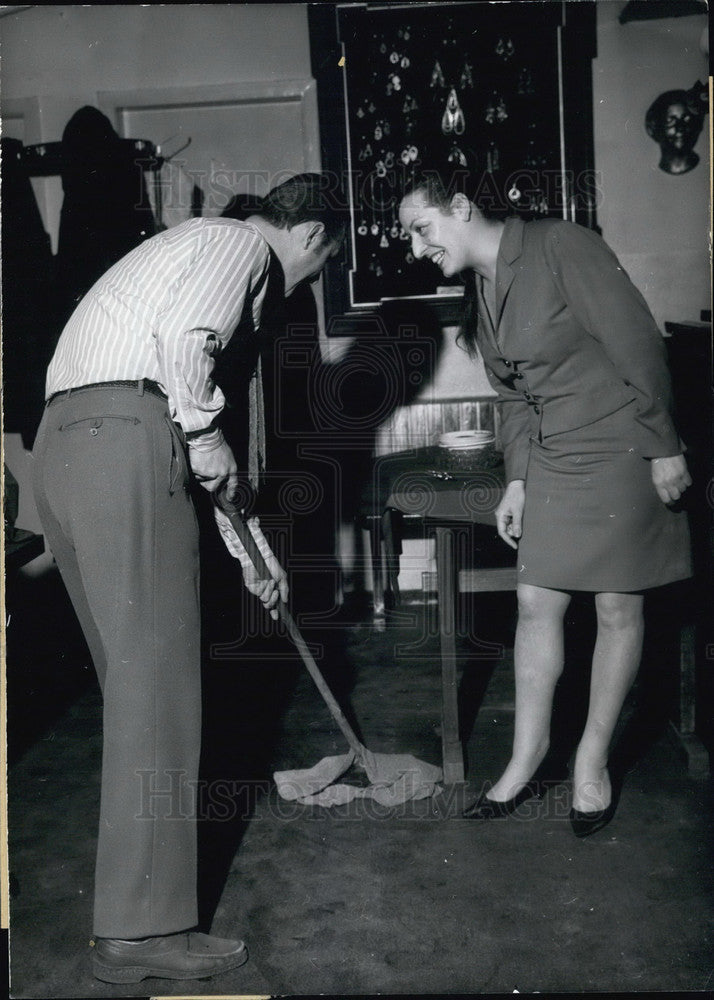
213;488;364;759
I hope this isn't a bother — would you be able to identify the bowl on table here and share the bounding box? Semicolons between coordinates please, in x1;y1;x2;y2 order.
434;430;500;472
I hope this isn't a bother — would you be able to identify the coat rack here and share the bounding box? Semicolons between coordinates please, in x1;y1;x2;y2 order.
20;138;160;177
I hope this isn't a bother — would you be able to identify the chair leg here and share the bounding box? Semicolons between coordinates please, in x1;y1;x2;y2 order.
436;526;465;783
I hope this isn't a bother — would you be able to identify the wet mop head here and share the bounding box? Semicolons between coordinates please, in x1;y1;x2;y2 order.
274;748;443;808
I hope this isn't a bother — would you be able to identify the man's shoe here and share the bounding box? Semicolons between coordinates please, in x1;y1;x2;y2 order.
92;931;247;984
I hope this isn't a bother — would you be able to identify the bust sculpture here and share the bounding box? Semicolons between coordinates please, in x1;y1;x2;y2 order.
645;82;707;176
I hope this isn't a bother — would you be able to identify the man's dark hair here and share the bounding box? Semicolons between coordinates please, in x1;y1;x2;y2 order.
258;173;347;243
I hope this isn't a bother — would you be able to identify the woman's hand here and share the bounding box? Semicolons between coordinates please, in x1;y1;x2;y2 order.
651;454;692;505
495;479;525;549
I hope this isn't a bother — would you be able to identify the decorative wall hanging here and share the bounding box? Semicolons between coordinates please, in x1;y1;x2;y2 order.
309;1;598;317
441;88;466;135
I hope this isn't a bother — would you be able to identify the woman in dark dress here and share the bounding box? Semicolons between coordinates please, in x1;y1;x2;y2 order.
398;174;692;836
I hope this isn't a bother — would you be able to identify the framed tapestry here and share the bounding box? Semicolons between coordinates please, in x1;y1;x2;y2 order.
309;1;597;325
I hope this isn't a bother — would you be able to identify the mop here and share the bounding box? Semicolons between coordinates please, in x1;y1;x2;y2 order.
213;491;443;807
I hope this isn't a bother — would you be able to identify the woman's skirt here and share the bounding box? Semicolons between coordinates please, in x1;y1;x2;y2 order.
517;401;692;592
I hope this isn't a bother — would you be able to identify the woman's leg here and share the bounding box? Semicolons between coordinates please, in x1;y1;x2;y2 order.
487;583;571;802
572;591;644;813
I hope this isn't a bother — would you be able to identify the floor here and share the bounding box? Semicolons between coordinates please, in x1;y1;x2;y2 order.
6;567;714;998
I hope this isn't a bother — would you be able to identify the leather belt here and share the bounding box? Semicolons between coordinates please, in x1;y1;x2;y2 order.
47;379;167;406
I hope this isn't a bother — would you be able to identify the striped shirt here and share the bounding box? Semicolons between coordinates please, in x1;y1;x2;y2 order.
46;217;271;435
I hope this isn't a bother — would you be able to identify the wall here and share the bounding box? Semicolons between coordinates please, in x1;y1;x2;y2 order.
593;2;710;330
0;4;312;248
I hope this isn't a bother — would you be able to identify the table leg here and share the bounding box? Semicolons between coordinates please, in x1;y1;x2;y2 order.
436;525;465;783
368;516;386;629
381;508;401;607
670;622;710;778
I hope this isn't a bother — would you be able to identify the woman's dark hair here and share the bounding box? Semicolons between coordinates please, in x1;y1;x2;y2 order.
401;168;471;211
457;270;479;359
401;168;480;358
258;172;347;244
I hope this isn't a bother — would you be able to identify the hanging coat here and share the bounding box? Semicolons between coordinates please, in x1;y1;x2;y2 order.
1;137;58;445
56;106;156;323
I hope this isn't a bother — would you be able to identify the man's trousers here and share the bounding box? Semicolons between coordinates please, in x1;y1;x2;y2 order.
32;383;201;938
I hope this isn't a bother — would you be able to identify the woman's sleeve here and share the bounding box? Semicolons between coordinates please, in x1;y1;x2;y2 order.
544;224;681;457
483;362;531;482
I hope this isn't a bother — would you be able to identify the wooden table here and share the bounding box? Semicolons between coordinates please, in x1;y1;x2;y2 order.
361;449;516;782
5;529;45;573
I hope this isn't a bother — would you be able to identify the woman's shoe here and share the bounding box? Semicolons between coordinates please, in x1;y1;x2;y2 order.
462;763;568;819
569;769;621;838
462;782;539;819
569;800;616;838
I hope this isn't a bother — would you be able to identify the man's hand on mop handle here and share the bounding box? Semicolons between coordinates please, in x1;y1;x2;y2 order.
240;520;289;620
213;484;289;620
188;428;240;499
